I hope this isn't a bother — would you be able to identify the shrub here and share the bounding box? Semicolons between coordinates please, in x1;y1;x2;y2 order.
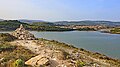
14;59;24;67
0;42;16;52
76;61;85;67
0;33;17;42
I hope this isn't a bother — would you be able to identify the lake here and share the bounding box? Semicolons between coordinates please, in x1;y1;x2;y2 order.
1;31;120;59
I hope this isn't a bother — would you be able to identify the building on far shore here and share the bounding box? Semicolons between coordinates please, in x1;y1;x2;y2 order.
11;24;36;40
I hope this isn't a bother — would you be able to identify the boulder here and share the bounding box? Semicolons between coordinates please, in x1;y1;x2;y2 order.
25;55;49;66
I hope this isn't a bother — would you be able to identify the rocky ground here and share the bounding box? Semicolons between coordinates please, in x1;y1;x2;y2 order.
10;39;120;67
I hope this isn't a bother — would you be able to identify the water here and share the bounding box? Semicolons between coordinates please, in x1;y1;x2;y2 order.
1;31;120;59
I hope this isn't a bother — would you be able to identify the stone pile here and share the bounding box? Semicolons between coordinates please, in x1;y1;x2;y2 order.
11;24;36;40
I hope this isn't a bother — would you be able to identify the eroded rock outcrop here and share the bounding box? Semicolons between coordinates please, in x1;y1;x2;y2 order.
11;24;36;40
25;49;75;67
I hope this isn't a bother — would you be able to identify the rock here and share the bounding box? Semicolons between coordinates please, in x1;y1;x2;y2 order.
52;50;66;60
37;57;49;66
25;49;75;67
11;24;36;40
25;55;49;67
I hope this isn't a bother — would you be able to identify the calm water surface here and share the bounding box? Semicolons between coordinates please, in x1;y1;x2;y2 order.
1;31;120;59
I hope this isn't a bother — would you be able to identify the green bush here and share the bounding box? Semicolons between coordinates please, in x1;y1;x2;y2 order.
111;28;120;34
77;27;96;31
14;59;24;67
76;61;85;67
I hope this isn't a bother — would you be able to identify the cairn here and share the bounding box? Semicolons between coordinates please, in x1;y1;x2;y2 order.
11;24;36;40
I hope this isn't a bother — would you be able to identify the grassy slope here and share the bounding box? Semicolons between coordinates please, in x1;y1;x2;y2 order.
0;20;29;31
0;33;37;67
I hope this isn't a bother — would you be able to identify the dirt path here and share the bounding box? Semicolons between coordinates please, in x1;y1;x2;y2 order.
11;40;41;54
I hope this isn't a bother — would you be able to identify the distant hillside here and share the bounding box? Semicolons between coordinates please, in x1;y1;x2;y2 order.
31;22;55;26
19;19;46;24
54;21;120;26
1;20;120;31
0;20;29;30
19;19;120;27
0;20;72;31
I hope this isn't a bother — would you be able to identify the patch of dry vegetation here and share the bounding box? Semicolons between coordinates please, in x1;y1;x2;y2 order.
0;33;37;67
0;33;17;42
0;42;37;67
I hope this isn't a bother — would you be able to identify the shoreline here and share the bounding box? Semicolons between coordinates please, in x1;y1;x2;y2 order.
9;39;120;66
0;29;120;34
0;31;120;60
0;31;120;58
0;33;120;66
38;38;120;59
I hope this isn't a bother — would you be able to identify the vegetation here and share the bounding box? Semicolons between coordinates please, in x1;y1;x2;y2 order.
0;33;17;42
0;20;29;31
31;22;55;26
0;20;73;31
77;28;96;31
76;61;85;67
0;20;99;31
14;59;24;67
27;25;73;31
110;28;120;34
0;42;36;67
0;33;37;67
0;42;16;52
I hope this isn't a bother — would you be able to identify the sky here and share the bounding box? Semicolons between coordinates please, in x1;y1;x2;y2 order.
0;0;120;21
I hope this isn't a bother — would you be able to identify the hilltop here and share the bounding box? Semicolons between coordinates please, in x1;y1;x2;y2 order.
54;20;120;26
19;19;46;24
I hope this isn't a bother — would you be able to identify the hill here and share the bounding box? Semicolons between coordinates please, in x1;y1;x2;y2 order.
19;19;46;24
18;19;120;27
31;22;55;26
0;20;72;31
54;21;120;26
0;20;29;31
